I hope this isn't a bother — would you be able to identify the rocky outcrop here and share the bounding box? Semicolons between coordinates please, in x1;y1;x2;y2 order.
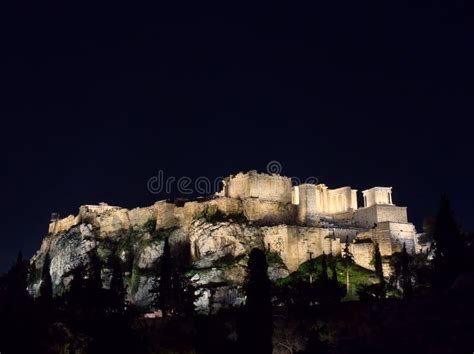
29;217;289;314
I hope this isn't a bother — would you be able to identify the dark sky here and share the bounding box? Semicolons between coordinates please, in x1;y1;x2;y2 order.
1;2;473;271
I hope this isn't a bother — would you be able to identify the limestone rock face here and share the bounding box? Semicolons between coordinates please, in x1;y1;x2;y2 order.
29;219;289;313
190;220;265;267
30;224;97;296
137;242;164;269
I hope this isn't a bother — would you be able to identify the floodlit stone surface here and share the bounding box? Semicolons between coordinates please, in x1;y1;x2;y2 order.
35;171;420;311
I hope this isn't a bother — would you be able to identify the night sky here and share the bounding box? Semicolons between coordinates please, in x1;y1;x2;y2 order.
1;2;473;271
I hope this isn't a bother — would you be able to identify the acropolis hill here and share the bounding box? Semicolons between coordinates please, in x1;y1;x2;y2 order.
46;171;420;270
29;171;420;313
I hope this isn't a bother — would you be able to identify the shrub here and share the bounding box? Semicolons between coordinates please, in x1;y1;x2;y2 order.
275;256;378;300
356;283;385;301
150;227;177;244
143;218;156;233
130;261;140;294
194;206;247;224
212;254;245;267
266;251;284;265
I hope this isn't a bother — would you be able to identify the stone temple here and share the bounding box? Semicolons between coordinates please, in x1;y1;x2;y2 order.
47;170;422;272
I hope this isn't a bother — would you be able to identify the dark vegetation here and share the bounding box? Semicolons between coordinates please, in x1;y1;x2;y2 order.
194;205;247;224
1;196;473;353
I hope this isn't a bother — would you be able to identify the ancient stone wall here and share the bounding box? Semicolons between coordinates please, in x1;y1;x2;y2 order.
263;225;340;271
208;197;243;215
48;215;80;234
174;201;208;226
354;204;408;228
95;208;130;236
332;227;360;244
350;241;374;270
128;206;156;228
297;184;319;225
263;225;290;262
373;221;418;254
44;172;419;277
224;172;251;199
224;171;292;203
155;201;178;229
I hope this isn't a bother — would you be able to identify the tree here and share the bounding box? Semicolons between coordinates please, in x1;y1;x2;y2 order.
6;251;29;304
431;195;467;290
39;253;53;304
373;242;384;285
341;237;354;294
330;262;345;302
84;251;104;312
109;256;126;313
320;253;329;286
172;268;196;317
238;248;273;354
67;265;84;309
315;253;331;305
151;236;173;316
400;243;413;299
88;251;103;293
150;237;195;317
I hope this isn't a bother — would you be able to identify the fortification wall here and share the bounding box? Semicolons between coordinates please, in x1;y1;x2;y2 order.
174;201;208;226
263;224;290;262
249;172;292;203
128;206;156;228
331;211;355;223
160;197;245;229
224;173;251;199
372;230;394;256
263;225;339;271
48;215;80;234
95;208;130;236
155;201;178;229
297;184;319;225
354;204;408;228
374;221;417;254
332;227;360;244
243;199;296;225
350;241;374;270
208;197;243;215
224;171;292;203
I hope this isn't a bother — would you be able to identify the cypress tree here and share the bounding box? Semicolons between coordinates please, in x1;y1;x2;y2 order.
238;248;273;354
7;251;29;301
109;256;126;313
151;237;195;317
330;263;344;302
85;251;103;311
432;195;466;290
68;266;84;309
331;265;338;289
400;243;413;299
320;253;329;285
39;253;53;304
373;242;384;285
151;237;173;316
342;236;354;294
373;242;385;284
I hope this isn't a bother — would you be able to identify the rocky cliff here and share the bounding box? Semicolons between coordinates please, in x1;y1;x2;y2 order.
29;215;289;314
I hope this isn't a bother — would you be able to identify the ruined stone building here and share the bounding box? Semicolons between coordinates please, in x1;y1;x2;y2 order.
47;171;421;272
